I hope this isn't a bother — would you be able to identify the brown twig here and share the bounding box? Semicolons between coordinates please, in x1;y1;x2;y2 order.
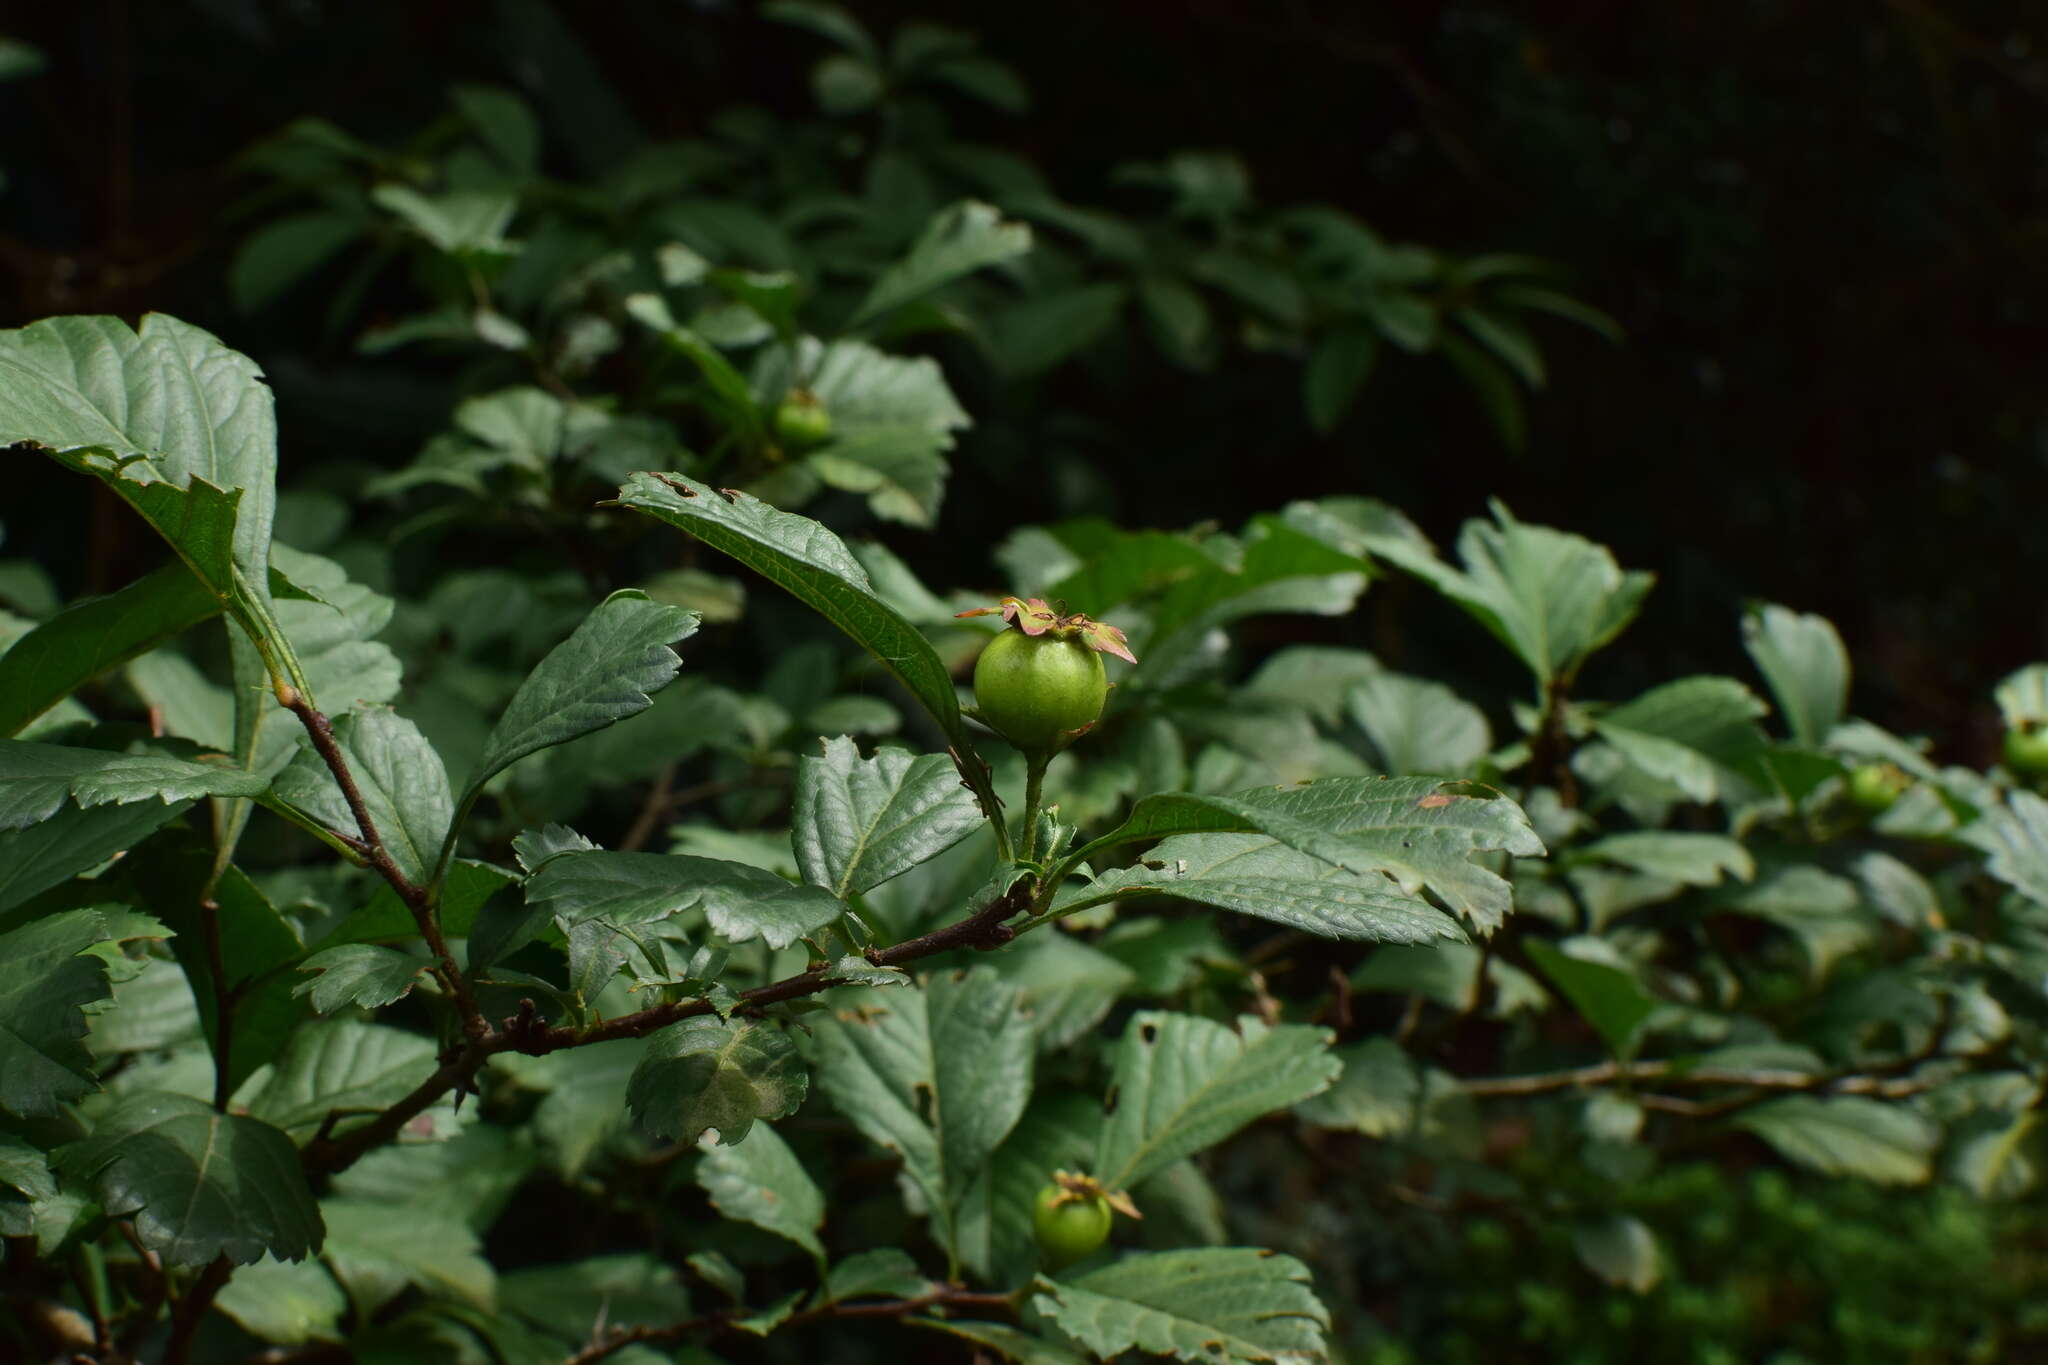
1459;1056;1957;1104
302;880;1037;1180
279;689;485;1040
562;1284;1020;1365
200;896;234;1112
68;1259;110;1359
113;1223;164;1355
162;1256;233;1365
618;765;679;853
1525;674;1579;806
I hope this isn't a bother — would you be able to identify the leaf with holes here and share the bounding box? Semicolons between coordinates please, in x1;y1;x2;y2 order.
1059;832;1465;945
813;969;1035;1258
1070;777;1542;935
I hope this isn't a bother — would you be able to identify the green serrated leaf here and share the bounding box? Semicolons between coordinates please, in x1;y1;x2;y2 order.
627;1016;807;1145
1347;670;1490;776
494;1039;639;1176
751;335;970;446
1094;1012;1337;1193
274;707;450;885
1033;1247;1330;1364
0;739;268;830
1381;501;1652;687
0;800;189;914
0;314;281;610
1593;676;1770;805
244;1018;442;1145
1964;789;2048;911
1296;1036;1423;1139
850;200;1032;330
57;1093;323;1265
814;969;1035;1256
1063;833;1464;944
527;850;843;954
994;932;1137;1051
0;562;219;737
497;1253;693;1344
616;472;966;750
214;1254;349;1345
822;1247;928;1303
450;590;698;879
0;909;112;1117
806;427;951;527
371;184;516;256
293;945;426;1013
697;1121;825;1258
125;836;306;1094
625;294;766;438
1067;776;1543;935
1576;831;1754;887
330;1125;537;1232
1525;938;1656;1056
1733;1096;1938;1185
321;1196;495;1310
793;735;984;899
1743;603;1849;747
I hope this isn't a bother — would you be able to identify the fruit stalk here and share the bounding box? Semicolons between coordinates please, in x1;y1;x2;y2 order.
1020;752;1049;864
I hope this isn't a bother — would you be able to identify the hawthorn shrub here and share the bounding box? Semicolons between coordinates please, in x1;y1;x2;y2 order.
4;9;2048;1365
4;311;2048;1365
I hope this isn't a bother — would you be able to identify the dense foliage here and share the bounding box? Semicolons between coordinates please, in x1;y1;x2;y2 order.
3;6;2048;1365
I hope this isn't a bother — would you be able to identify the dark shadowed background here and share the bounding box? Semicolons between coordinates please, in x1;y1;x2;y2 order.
4;0;2044;750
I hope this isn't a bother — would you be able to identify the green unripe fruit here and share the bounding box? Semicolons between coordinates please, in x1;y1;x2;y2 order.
1032;1182;1111;1270
973;628;1108;756
1845;762;1909;813
773;389;831;450
2008;725;2048;777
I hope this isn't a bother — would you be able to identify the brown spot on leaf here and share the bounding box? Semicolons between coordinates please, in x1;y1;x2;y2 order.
1417;793;1456;809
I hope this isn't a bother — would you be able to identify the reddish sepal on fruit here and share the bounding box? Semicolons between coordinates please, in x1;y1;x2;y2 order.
958;599;1135;757
955;596;1136;664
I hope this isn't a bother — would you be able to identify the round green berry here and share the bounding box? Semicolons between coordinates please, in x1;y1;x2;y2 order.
773;389;832;450
1032;1182;1111;1270
973;628;1108;757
